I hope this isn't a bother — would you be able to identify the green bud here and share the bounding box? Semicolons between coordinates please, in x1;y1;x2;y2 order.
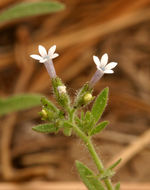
39;107;57;121
74;83;93;108
39;108;48;120
41;109;47;117
83;93;93;103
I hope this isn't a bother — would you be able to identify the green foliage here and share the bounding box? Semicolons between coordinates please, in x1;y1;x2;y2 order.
89;121;108;136
63;120;73;136
32;76;119;189
41;96;59;113
76;161;105;190
32;123;58;133
75;111;95;135
114;182;120;190
0;1;65;24
63;128;72;136
40;96;65;123
0;94;41;116
91;88;108;124
99;169;115;180
108;158;122;170
63;120;73;128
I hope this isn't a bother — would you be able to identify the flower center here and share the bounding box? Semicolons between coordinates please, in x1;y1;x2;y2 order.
44;55;50;59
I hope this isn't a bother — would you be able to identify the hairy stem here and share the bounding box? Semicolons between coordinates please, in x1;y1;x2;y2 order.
73;124;114;190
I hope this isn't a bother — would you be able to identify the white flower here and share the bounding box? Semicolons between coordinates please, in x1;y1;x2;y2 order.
30;45;59;63
57;86;66;94
93;53;117;74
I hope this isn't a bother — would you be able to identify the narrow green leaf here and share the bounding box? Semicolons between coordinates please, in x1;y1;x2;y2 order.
32;123;57;133
84;111;95;134
91;88;109;124
108;158;122;170
76;161;105;190
0;1;65;23
0;94;41;116
89;121;108;136
115;182;120;190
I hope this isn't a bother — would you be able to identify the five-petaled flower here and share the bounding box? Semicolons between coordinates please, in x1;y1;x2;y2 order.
89;53;118;87
93;53;117;74
30;45;59;63
30;45;59;79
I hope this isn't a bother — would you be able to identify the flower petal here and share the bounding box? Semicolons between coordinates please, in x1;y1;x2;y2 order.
39;58;47;63
104;69;114;74
51;53;59;59
30;54;42;61
101;53;108;67
48;45;56;55
93;55;100;68
105;62;118;70
38;45;47;57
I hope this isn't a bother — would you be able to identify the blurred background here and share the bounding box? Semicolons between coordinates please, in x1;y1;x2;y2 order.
0;0;150;189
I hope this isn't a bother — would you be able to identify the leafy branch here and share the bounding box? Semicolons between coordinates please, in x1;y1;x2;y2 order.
33;79;121;190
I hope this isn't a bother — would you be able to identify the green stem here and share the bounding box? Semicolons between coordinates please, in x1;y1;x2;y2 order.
73;124;114;190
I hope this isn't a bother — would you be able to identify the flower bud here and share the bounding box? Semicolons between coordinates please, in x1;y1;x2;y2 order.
74;83;93;108
57;85;67;94
41;109;47;117
84;93;93;103
40;109;48;120
52;77;70;110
